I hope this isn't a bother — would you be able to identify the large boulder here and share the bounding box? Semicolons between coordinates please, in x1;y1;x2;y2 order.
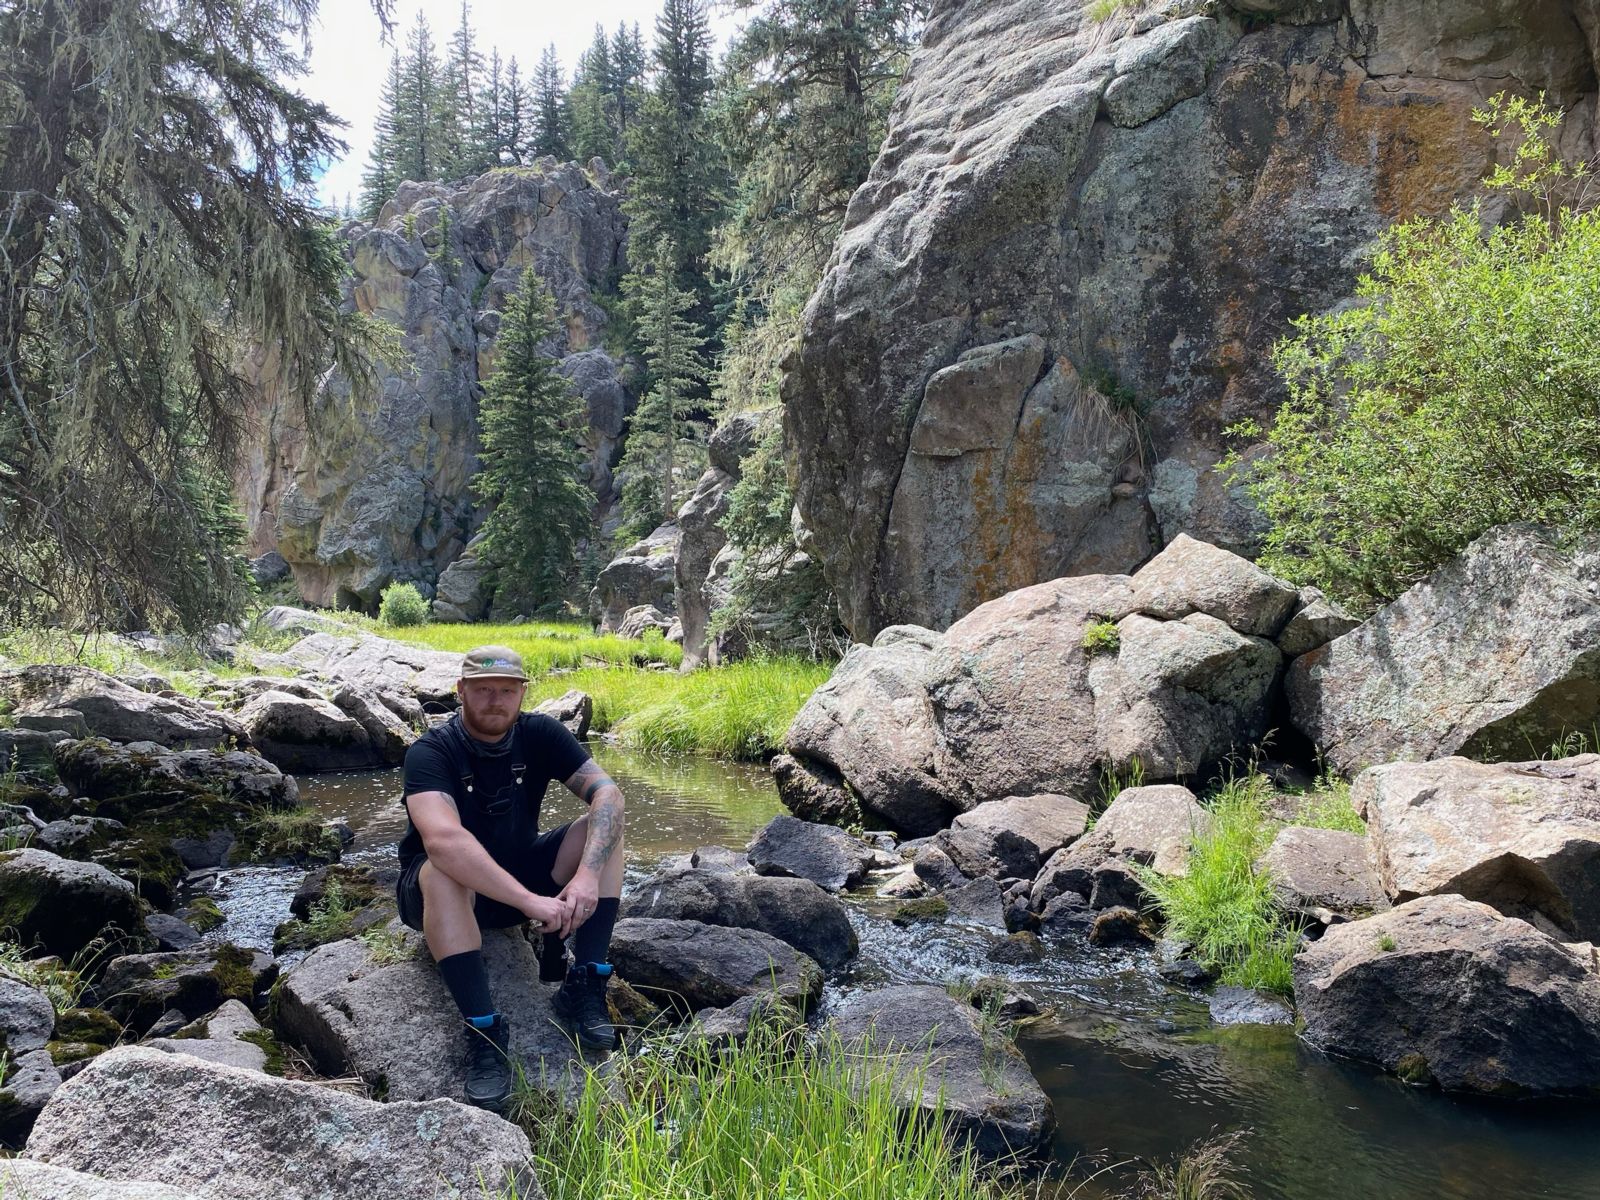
745;815;874;893
235;690;384;773
1294;895;1600;1096
1355;755;1600;941
0;850;143;962
143;1000;269;1073
430;539;490;623
22;1046;540;1199
275;927;582;1102
270;632;463;708
827;986;1054;1161
591;523;680;633
0;1161;203;1198
238;161;626;612
0;667;244;750
608;918;824;1016
782;542;1285;835
939;794;1091;880
96;947;275;1035
783;0;1597;641
1288;525;1600;773
621;866;858;971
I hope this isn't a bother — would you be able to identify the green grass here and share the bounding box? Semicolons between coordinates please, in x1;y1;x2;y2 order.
505;1016;1033;1200
524;655;833;761
234;808;343;865
1288;774;1364;834
385;620;683;674
0;936;97;1015
1139;773;1295;996
0;626;283;696
1081;618;1121;656
1088;0;1143;22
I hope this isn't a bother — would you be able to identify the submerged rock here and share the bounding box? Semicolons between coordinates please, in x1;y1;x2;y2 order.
1294;895;1600;1096
1288;524;1600;773
828;986;1054;1162
23;1046;540;1199
1355;754;1600;942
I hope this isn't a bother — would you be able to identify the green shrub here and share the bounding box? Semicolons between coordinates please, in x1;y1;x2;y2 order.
1234;94;1600;613
378;582;430;627
1082;618;1121;656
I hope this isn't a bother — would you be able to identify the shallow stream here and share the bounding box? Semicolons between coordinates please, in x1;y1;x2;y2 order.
202;744;1600;1200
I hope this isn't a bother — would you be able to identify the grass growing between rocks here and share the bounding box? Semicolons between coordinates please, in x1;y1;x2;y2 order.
382;620;683;674
1140;771;1365;997
506;1017;1035;1200
0;627;277;696
524;656;833;761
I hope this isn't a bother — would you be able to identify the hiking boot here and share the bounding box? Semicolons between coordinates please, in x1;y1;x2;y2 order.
551;962;616;1051
463;1015;512;1112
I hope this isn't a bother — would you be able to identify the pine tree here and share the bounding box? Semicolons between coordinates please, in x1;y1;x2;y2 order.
440;0;485;175
618;238;709;537
393;12;446;181
474;48;508;167
474;273;592;611
625;0;725;312
360;52;405;216
569;26;617;165
502;56;531;165
610;23;648;146
530;45;572;161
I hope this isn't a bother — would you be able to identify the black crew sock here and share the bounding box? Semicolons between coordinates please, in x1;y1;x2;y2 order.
571;897;620;967
438;950;496;1024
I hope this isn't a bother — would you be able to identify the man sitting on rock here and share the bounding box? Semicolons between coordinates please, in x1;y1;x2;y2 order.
396;645;625;1112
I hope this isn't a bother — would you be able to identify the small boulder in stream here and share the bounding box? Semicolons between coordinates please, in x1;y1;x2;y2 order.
622;866;857;971
609;918;824;1016
938;793;1090;880
1294;895;1600;1096
827;985;1054;1162
22;1045;541;1200
746;814;873;893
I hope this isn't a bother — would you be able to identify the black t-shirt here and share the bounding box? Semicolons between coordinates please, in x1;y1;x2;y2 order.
398;712;591;873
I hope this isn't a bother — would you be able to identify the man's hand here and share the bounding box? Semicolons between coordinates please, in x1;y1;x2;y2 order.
555;866;601;940
522;892;573;935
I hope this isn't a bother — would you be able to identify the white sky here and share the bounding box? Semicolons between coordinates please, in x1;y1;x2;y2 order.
302;1;744;208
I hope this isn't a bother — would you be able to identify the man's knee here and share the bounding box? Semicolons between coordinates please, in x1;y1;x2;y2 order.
419;860;474;906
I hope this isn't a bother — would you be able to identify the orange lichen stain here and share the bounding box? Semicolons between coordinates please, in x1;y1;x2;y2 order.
1330;74;1484;223
968;413;1052;611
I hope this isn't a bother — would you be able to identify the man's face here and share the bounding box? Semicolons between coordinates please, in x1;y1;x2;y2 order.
457;678;525;741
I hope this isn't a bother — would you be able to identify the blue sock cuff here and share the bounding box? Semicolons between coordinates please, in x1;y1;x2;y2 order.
467;1013;499;1029
586;963;612;977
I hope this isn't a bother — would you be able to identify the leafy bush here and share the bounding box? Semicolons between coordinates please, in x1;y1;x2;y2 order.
1082;618;1121;656
1234;94;1600;612
377;582;430;627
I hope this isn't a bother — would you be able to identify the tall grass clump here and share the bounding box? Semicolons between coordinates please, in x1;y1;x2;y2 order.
1231;94;1600;613
1139;773;1296;996
511;1016;1030;1200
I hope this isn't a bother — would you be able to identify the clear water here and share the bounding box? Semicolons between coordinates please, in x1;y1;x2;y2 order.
206;743;1600;1199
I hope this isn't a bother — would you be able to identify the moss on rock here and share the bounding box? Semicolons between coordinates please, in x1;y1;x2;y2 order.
892;897;949;926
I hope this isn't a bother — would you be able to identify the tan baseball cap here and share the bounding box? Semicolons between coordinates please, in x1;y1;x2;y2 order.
459;645;528;682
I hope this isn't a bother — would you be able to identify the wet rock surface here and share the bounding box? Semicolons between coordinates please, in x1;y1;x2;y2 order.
1295;895;1600;1096
827;985;1054;1162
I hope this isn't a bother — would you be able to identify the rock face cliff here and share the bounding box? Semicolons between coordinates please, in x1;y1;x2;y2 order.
237;161;630;610
784;0;1600;640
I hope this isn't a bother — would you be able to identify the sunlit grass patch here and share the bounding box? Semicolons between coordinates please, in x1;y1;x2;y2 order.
386;620;683;674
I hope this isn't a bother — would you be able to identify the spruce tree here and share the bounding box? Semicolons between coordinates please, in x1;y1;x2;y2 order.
610;23;648;146
473;48;508;168
474;273;592;611
569;26;617;165
530;45;572;161
360;52;405;217
617;238;709;536
502;56;531;165
393;12;446;181
440;0;485;175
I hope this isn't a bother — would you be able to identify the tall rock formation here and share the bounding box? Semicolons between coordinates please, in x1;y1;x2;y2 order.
237;161;630;610
784;0;1600;640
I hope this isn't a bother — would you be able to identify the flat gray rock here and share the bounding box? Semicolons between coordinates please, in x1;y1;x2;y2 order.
746;814;874;893
608;918;823;1016
0;667;245;750
1257;826;1387;922
0;1160;201;1199
23;1046;541;1199
940;794;1090;880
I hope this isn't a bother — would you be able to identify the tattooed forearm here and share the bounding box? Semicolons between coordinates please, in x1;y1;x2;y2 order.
582;790;624;872
567;761;615;805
